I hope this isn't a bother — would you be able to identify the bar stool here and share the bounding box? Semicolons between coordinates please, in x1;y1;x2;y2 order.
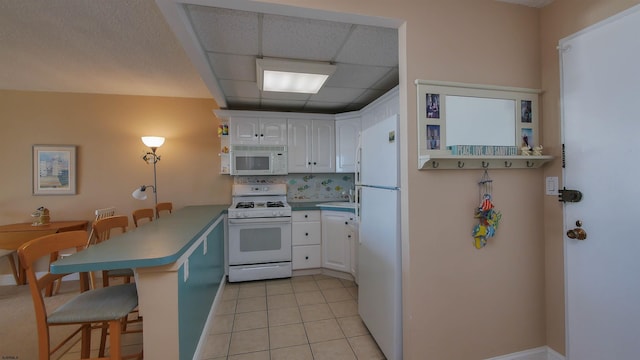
18;230;140;359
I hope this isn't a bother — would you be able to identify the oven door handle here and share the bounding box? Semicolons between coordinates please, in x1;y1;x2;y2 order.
228;217;291;225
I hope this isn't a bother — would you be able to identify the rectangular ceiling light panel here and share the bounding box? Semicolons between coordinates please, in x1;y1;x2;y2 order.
257;58;336;94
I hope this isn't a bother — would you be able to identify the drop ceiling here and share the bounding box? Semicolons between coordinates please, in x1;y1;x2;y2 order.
0;0;552;112
170;4;400;114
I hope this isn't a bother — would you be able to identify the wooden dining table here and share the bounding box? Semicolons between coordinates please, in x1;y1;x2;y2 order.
0;220;89;285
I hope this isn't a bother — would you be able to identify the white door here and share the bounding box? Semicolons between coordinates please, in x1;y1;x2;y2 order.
321;211;350;272
561;5;640;359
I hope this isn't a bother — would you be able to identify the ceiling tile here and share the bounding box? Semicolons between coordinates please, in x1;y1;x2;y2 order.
335;25;398;67
309;87;367;103
218;79;261;98
207;53;256;81
353;88;387;104
187;5;259;55
261;13;352;61
261;91;311;101
371;68;400;90
324;64;393;89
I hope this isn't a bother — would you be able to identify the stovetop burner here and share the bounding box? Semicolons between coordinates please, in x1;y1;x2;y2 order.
267;201;284;208
229;184;291;219
236;202;254;209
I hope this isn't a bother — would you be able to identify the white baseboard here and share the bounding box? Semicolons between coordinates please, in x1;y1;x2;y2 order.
485;346;565;360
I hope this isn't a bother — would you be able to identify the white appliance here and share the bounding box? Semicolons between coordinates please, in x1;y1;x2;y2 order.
229;145;288;175
356;114;402;360
227;184;292;282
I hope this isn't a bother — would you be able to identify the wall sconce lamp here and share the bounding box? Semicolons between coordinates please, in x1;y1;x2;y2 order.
132;136;165;206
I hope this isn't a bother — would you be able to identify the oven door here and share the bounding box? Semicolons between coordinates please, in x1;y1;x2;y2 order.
228;217;292;265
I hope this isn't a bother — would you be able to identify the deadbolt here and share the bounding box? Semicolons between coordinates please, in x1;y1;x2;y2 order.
567;228;587;240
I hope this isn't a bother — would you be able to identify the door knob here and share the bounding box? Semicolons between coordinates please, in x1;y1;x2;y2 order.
567;228;587;240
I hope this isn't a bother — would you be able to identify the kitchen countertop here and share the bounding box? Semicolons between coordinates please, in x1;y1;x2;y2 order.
290;201;357;213
51;204;229;274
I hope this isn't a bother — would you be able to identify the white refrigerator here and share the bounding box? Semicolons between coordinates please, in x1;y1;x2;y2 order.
356;114;402;360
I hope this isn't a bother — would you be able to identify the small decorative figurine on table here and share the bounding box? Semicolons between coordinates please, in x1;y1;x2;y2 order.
472;171;502;249
521;146;532;156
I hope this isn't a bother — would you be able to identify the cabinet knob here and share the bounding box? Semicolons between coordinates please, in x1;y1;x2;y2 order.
260;134;264;137
304;214;308;218
308;162;311;165
305;232;309;236
305;256;309;260
313;162;317;165
254;134;258;137
345;221;348;225
348;235;352;238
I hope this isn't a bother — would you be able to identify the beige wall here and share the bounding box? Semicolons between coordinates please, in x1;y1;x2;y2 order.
3;0;637;358
261;0;546;359
539;0;640;354
0;90;232;276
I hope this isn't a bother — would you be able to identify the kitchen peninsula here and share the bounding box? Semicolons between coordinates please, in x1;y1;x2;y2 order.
50;205;228;360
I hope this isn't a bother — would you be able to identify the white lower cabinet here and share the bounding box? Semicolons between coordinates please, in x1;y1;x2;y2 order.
292;211;321;270
292;245;321;269
321;210;352;273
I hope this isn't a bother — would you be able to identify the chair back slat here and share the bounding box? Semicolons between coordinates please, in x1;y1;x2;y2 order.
86;207;116;247
155;202;173;218
92;215;128;244
132;208;154;227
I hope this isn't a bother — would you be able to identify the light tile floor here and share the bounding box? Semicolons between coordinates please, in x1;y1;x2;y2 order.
200;274;385;360
56;274;383;359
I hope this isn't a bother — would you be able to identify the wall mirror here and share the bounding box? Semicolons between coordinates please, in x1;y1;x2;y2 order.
416;80;549;169
417;80;540;157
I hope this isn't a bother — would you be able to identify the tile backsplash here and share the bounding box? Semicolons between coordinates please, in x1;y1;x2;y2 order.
234;173;355;202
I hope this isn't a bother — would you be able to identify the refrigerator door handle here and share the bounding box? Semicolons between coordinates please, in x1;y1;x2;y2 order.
355;133;362;185
355;186;361;223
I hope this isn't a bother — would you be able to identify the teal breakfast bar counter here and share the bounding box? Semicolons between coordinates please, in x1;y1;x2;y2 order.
50;205;228;360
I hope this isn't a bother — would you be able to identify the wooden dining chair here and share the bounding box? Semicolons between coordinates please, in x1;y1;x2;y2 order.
0;249;19;284
155;202;173;218
18;230;139;360
92;215;134;288
132;208;154;227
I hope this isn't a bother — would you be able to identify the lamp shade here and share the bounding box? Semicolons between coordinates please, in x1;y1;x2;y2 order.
132;187;148;200
141;136;165;148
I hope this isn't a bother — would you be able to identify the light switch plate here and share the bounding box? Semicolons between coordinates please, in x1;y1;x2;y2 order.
546;176;559;195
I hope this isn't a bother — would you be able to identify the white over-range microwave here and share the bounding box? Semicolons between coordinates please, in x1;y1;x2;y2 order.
230;145;288;175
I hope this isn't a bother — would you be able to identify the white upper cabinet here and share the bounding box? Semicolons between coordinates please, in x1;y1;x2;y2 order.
230;116;287;145
288;119;335;173
335;116;361;173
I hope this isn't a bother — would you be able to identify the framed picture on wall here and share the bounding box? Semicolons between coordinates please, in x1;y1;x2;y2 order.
426;125;441;150
33;145;77;195
426;93;440;119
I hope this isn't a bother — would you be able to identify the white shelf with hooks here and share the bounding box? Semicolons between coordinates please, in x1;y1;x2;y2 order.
418;154;554;170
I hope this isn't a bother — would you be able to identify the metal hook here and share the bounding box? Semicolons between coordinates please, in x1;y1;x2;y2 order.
457;161;465;168
504;161;512;168
526;161;535;168
432;161;439;169
482;161;490;169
